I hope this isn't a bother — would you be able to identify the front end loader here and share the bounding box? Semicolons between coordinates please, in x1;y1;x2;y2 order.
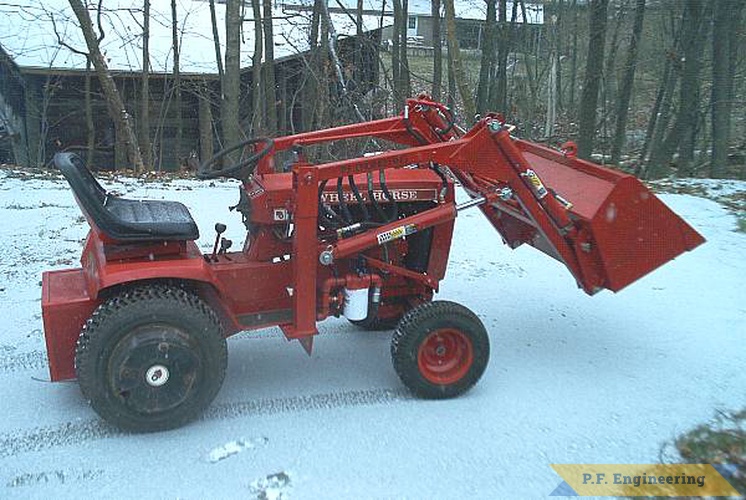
41;97;704;432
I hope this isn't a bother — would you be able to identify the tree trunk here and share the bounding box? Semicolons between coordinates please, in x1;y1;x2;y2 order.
648;0;709;178
545;14;558;138
262;0;277;134
209;0;224;82
568;0;579;111
356;0;363;84
318;8;330;128
637;54;672;174
85;59;95;167
223;0;242;157
447;37;456;109
171;0;182;167
610;0;645;165
68;0;143;171
319;0;367;125
399;0;410;99
603;0;627;107
489;0;508;113
198;90;214;163
476;0;496;114
431;0;442;100
577;0;608;160
141;0;151;169
710;0;743;177
251;0;263;133
392;0;402;106
555;0;564;112
302;0;322;131
444;0;476;120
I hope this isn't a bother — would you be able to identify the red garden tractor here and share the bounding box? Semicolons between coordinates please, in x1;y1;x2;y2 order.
42;97;704;432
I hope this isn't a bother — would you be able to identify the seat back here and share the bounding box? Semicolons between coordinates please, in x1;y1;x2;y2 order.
54;152;115;235
54;152;199;242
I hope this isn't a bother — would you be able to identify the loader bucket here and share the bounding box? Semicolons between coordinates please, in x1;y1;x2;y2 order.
483;140;705;294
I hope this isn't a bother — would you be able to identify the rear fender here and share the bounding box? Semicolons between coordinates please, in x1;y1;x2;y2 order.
43;237;240;382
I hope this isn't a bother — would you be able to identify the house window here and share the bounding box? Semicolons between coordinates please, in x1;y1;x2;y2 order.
408;16;417;30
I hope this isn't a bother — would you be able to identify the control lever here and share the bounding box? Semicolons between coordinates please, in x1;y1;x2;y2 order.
218;238;233;260
210;223;227;262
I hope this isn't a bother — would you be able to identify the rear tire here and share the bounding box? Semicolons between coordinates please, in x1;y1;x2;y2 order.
391;301;489;399
75;285;227;432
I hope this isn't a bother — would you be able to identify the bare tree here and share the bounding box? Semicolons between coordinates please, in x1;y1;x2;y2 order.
262;0;278;134
391;0;402;105
603;0;627;107
67;0;143;171
567;0;579;111
648;0;710;178
444;0;475;120
223;0;242;155
251;0;263;132
85;59;95;167
577;0;608;159
141;0;152;168
610;0;645;165
710;0;744;177
555;0;564;113
431;0;442;101
356;0;363;81
209;0;224;82
171;0;183;165
302;0;322;131
545;14;559;138
399;0;410;99
476;0;497;114
638;5;682;174
490;0;508;113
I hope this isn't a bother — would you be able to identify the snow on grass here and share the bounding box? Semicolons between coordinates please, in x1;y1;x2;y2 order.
0;167;744;499
649;177;746;214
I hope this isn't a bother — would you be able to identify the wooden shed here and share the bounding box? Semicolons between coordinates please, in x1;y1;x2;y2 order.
0;0;383;170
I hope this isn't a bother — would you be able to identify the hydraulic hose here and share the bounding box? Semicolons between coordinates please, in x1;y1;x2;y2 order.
336;177;353;224
379;169;398;222
318;180;343;229
348;175;370;221
368;171;388;222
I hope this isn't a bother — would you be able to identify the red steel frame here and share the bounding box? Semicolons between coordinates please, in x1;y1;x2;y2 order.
42;97;704;382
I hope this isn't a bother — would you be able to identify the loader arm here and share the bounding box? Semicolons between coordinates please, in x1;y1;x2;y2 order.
285;99;704;338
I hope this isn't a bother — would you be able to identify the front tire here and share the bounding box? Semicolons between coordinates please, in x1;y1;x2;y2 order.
75;285;227;432
391;301;489;399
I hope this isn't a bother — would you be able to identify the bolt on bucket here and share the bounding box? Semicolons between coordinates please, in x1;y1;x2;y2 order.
482;139;705;294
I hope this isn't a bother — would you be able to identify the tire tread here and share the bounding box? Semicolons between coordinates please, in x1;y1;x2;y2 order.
75;283;226;432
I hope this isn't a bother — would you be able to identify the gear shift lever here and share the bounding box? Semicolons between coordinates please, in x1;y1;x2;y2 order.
210;223;227;262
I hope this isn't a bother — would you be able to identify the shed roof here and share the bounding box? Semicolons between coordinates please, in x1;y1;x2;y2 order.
0;0;388;74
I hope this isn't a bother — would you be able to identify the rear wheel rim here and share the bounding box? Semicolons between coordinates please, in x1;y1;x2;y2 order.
107;324;202;416
417;328;474;385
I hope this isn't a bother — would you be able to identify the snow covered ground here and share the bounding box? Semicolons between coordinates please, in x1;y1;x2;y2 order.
0;168;744;499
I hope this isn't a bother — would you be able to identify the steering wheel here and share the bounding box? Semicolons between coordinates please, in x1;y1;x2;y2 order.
197;137;274;180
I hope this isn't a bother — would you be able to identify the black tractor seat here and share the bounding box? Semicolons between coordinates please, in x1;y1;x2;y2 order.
54;152;199;242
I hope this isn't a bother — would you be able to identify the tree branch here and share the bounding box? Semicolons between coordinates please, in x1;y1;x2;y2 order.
49;12;89;57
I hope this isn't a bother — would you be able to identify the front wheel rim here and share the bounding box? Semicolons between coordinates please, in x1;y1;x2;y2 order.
416;328;474;385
